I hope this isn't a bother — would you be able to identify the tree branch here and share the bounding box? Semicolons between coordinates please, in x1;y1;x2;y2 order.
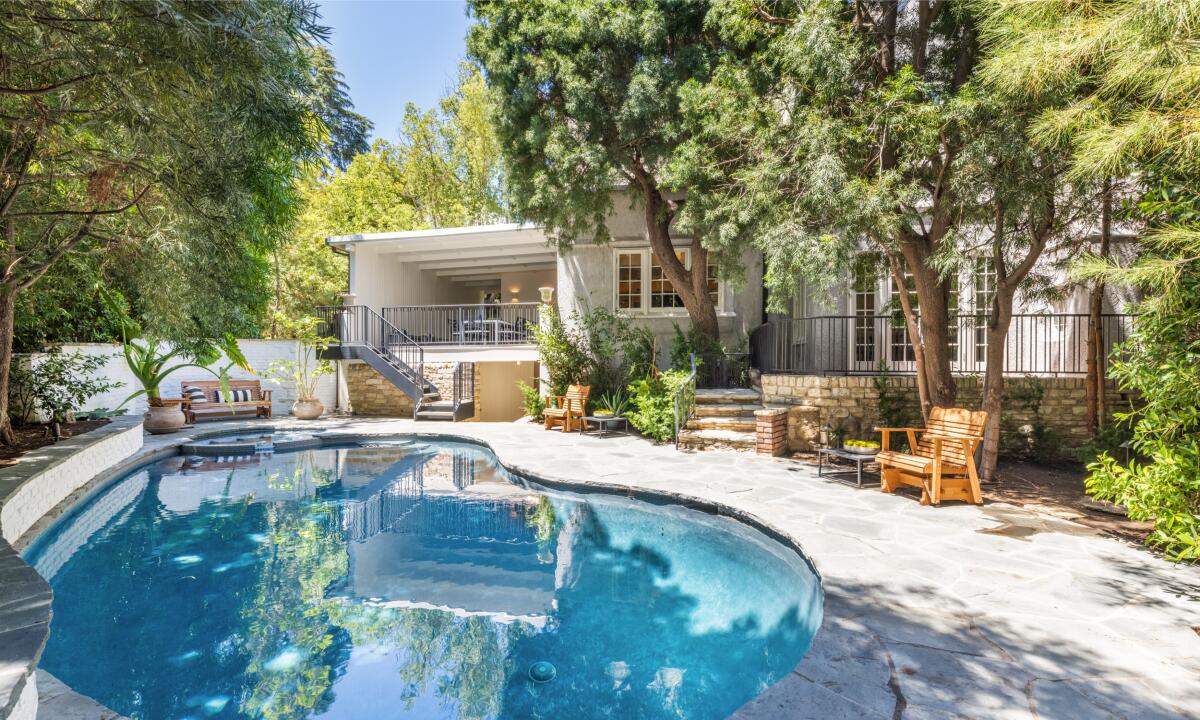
0;73;95;96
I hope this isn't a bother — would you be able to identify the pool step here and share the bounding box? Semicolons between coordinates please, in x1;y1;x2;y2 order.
677;428;758;452
686;415;757;432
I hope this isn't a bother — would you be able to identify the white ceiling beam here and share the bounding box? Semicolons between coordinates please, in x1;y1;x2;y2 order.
447;274;500;283
438;262;556;278
368;234;549;255
419;254;556;271
389;244;554;263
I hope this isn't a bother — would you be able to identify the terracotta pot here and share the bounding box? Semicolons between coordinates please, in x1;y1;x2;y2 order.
144;404;186;434
292;398;324;420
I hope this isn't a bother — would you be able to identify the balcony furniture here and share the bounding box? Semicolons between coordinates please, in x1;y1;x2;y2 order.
875;407;988;505
544;385;590;432
579;415;629;438
178;379;272;423
816;447;880;488
383;303;540;346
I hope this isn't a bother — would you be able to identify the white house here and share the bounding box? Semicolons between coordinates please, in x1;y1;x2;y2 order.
321;191;1133;427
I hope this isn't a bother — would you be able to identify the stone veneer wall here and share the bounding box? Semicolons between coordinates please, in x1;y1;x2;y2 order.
345;361;481;420
761;374;1133;447
0;416;144;720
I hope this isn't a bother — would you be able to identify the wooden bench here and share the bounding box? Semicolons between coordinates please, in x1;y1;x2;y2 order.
875;407;988;506
544;385;589;432
179;379;272;423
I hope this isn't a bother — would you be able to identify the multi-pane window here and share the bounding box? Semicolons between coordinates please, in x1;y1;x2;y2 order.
650;250;688;309
973;257;997;363
853;264;876;363
617;252;642;310
616;249;719;313
889;270;917;363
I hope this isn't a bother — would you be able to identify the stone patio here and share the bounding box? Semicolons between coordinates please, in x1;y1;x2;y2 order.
30;417;1200;719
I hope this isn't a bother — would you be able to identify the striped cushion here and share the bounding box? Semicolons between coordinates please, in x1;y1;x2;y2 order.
183;386;209;404
217;389;253;403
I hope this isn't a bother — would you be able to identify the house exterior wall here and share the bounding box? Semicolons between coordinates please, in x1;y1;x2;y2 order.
343;360;482;420
500;269;556;303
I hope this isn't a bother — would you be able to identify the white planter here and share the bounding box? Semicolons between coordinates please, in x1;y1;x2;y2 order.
291;399;324;420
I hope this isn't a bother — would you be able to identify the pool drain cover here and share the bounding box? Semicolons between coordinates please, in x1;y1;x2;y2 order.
529;661;557;683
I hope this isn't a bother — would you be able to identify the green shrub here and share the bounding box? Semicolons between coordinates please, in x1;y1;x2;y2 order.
594;389;632;417
872;360;918;451
669;323;720;371
8;350;123;438
531;305;589;396
627;370;691;443
1001;376;1063;464
516;380;545;420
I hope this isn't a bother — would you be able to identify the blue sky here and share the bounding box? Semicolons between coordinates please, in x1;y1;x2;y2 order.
317;0;472;141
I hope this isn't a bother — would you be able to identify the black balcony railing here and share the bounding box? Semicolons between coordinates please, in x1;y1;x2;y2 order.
751;314;1134;376
382;303;539;346
315;304;425;378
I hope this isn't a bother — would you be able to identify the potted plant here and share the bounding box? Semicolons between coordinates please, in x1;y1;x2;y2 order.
264;318;334;420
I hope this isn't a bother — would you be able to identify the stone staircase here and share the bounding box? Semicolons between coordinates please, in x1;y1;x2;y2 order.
677;388;763;452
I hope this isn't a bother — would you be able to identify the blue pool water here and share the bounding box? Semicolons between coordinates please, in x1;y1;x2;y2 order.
25;439;822;720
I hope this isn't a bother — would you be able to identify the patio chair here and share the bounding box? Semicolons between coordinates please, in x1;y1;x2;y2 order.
544;385;590;432
875;406;988;506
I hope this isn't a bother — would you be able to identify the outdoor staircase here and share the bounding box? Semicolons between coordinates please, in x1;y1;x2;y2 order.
677;388;763;452
315;305;474;421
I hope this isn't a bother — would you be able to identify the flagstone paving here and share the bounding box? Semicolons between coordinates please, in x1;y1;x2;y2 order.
40;418;1200;719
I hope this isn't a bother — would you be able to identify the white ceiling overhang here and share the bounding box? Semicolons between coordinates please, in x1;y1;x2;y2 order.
327;223;558;281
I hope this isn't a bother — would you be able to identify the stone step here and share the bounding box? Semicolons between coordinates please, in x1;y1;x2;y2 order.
694;388;762;405
686;415;757;432
676;428;757;452
415;410;456;421
694;402;763;417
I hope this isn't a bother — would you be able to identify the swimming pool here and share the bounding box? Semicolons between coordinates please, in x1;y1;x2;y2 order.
24;437;822;720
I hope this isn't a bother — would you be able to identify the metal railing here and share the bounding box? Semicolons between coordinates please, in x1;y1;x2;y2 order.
454;361;475;406
315;304;425;382
696;352;751;389
382;303;540;346
673;354;698;448
751;313;1134;376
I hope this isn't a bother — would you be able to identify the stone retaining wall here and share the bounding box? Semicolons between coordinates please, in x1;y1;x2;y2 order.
0;416;144;720
761;374;1133;447
345;361;481;420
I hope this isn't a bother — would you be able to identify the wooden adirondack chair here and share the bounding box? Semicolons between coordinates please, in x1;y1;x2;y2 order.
875;407;989;506
544;385;590;432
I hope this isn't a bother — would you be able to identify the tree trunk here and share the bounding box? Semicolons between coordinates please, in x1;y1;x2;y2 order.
0;286;19;446
981;287;1015;483
900;241;958;409
886;252;931;422
1085;181;1112;434
640;184;720;341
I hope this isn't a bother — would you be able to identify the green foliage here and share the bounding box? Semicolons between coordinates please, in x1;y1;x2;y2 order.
669;324;721;372
305;45;373;173
272;65;503;335
263;317;334;401
621;325;658;382
1000;377;1063;464
627;370;692;443
872;361;919;452
978;0;1200;558
594;389;633;418
7;351;121;430
532;304;646;398
1072;419;1135;466
516;380;545;420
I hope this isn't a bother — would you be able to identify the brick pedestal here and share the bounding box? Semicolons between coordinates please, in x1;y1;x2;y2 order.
755;408;788;456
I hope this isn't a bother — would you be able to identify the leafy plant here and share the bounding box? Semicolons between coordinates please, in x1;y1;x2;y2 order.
516;380;545;420
530;304;589;396
75;408;128;422
594;389;632;417
627;370;691;443
669;323;721;372
7;350;123;438
264;317;334;401
872;360;919;451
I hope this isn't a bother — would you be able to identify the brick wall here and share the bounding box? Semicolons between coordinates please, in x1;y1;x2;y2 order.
761;374;1133;447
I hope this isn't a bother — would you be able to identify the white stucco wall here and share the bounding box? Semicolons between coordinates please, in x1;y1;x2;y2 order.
26;340;337;417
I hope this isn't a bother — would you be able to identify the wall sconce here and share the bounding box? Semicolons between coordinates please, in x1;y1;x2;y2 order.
538;286;555;304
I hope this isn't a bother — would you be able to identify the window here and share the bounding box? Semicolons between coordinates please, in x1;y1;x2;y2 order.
972;257;997;364
889;270;917;363
852;264;876;364
614;248;721;313
650;250;688;309
617;252;642;310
